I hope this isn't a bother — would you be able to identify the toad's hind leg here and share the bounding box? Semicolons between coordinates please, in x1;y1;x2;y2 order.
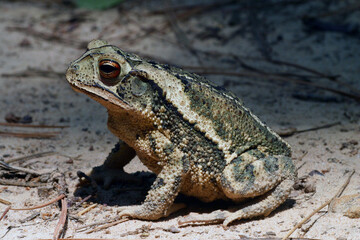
220;154;296;226
223;178;294;226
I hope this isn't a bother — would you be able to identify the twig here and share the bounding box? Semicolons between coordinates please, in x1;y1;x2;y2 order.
68;214;84;224
5;151;56;164
268;58;338;81
0;198;11;205
148;1;235;15
77;203;97;216
334;170;355;199
187;67;360;101
296;151;309;171
0;178;48;188
1;68;63;79
201;49;340;82
165;2;203;65
0;160;42;176
0;206;11;221
53;198;68;240
39;239;125;240
175;0;236;20
11;194;65;211
277;122;340;137
6;26;86;48
246;4;273;59
189;49;360;97
270;58;360;94
75;220;110;232
118;1;236;46
250;56;360;96
282;170;355;240
299;212;326;238
19;212;40;223
85;217;129;234
0;130;60;139
0;122;68;129
295;122;340;134
296;162;307;173
316;2;360;18
298;151;308;161
73;195;93;210
76;216;126;232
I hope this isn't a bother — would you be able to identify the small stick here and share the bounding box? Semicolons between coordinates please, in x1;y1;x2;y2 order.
39;239;318;240
268;58;338;80
316;2;360;18
298;151;308;161
298;212;326;238
75;216;127;232
53;198;68;240
5;151;56;164
293;122;340;135
278;122;340;137
85;217;129;234
76;219;114;232
187;67;360;101
0;206;11;221
0;179;48;188
122;0;235;45
282;169;355;240
165;3;203;65
333;170;355;199
0;131;60;139
1;68;63;79
77;203;97;216
0;198;11;205
0;160;42;175
282;199;332;240
0;123;68;129
39;239;124;240
19;212;40;223
201;48;342;82
73;195;92;210
148;1;233;15
6;26;86;48
11;194;65;211
296;161;306;170
295;151;308;172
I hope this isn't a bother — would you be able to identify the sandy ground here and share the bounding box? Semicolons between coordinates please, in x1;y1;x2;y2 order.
0;1;360;239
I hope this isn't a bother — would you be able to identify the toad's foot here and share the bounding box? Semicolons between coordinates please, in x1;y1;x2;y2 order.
90;165;142;189
86;141;139;189
178;210;229;226
116;203;186;221
179;179;294;227
223;179;294;226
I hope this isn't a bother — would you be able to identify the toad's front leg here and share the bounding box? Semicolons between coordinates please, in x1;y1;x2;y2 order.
117;149;187;220
90;140;140;189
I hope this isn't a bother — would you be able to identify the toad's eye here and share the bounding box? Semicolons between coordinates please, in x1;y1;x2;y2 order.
99;59;121;82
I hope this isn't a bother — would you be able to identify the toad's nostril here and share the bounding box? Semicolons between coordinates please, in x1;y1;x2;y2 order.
72;64;79;71
68;64;79;74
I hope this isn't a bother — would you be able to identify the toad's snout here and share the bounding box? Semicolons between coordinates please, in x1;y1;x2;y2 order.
65;63;80;84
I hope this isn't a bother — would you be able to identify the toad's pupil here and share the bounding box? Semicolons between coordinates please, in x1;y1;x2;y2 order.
99;60;121;80
100;64;116;73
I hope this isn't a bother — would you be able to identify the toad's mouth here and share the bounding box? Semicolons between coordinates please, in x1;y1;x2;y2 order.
68;81;132;111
